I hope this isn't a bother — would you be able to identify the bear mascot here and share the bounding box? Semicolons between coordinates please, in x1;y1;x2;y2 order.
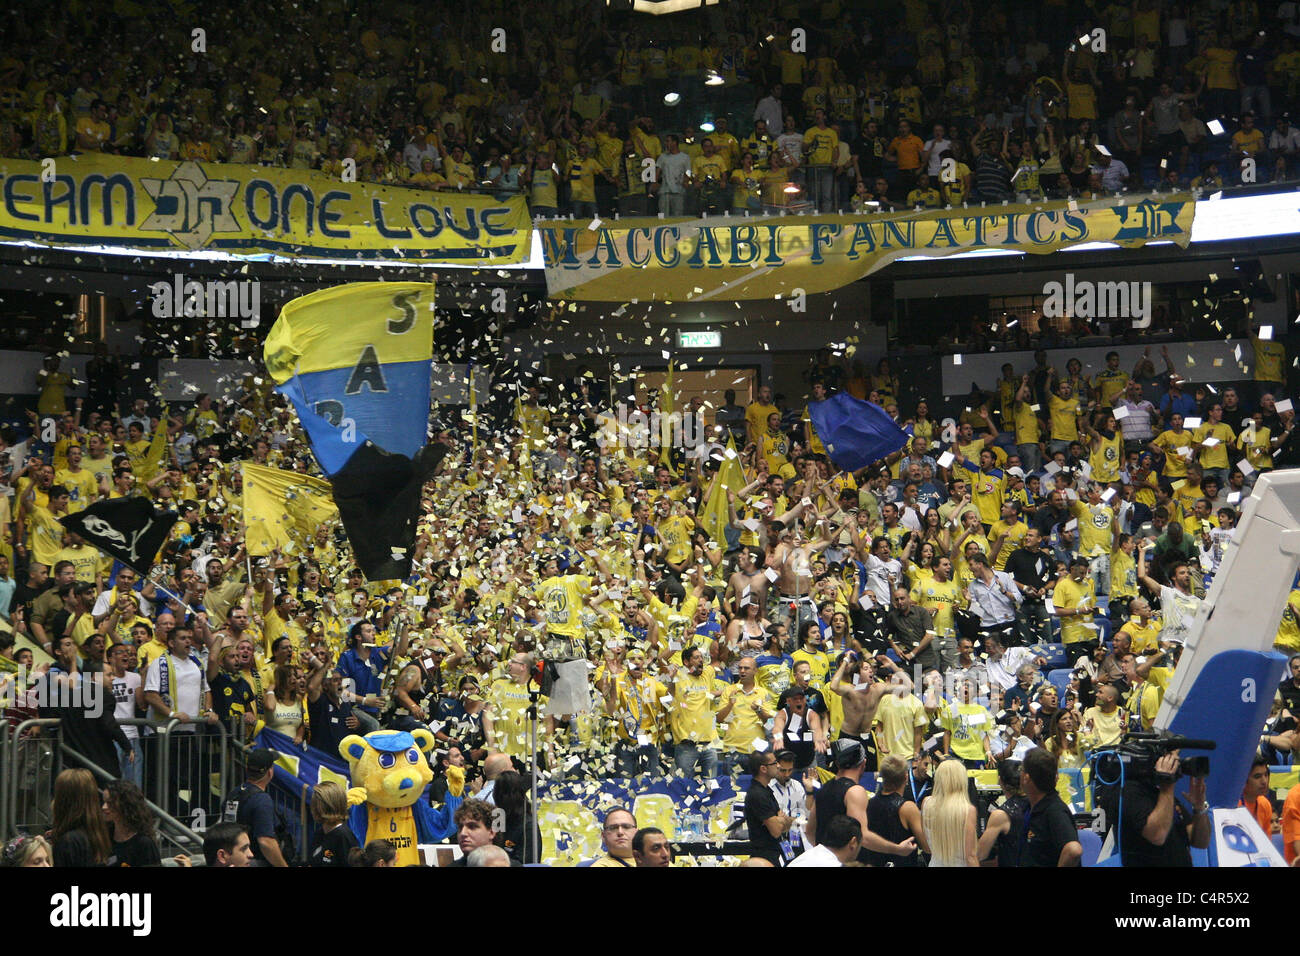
339;728;464;867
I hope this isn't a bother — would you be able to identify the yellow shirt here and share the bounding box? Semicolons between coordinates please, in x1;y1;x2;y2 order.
536;574;594;638
1110;550;1138;604
720;683;773;752
790;648;830;687
1239;425;1273;472
1092;369;1129;407
1013;401;1040;445
656;515;695;567
745;402;779;443
1192;422;1235;470
1080;705;1124;748
1253;337;1286;383
609;673;668;742
670;665;722;744
1274;588;1300;653
873;692;926;760
566;157;602;203
1152;429;1193;478
488;678;548;758
1089;431;1122;484
802;126;839;165
1072;501;1114;557
1052;576;1096;644
988;520;1027;571
53;544;105;585
915;580;967;639
1119;618;1162;654
1048;394;1079;442
969;469;1006;525
55;466;99;512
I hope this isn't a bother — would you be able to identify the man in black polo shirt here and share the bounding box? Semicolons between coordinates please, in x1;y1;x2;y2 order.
222;748;289;867
744;751;792;866
1019;747;1082;866
1005;526;1055;645
1120;750;1210;867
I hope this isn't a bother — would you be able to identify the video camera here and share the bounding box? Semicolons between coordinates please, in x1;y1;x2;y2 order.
1097;731;1215;786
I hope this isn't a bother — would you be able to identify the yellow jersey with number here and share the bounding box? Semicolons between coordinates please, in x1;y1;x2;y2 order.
365;804;420;867
536;574;593;638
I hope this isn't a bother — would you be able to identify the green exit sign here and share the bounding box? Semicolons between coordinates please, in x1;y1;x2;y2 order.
676;330;721;349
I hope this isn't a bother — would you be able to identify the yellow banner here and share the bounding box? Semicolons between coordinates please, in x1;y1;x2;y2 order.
0;154;531;263
241;462;339;557
541;195;1196;301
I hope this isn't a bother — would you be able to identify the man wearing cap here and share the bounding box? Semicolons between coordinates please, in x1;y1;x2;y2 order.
806;737;917;863
222;747;288;867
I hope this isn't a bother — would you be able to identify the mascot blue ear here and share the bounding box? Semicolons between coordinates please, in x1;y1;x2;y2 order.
340;734;368;763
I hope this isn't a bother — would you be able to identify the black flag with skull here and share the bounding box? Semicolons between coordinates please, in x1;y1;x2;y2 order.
59;496;179;576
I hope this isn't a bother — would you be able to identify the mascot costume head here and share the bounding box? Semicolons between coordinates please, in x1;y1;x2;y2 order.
340;729;463;867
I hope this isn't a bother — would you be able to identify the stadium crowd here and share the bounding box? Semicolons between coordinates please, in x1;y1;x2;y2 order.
0;314;1298;866
1;0;1300;217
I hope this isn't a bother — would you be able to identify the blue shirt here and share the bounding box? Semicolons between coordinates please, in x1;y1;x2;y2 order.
1160;391;1197;420
335;646;391;715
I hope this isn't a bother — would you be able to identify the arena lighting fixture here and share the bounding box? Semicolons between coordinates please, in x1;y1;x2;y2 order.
663;91;681;105
783;182;801;194
699;121;714;132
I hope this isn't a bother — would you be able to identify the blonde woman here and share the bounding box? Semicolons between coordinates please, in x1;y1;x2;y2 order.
309;781;358;867
922;758;978;867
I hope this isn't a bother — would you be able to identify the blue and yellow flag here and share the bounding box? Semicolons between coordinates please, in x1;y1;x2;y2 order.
264;283;436;476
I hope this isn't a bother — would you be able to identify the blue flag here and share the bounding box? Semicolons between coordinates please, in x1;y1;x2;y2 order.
807;392;909;472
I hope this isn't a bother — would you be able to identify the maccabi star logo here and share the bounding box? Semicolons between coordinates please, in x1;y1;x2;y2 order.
140;161;240;250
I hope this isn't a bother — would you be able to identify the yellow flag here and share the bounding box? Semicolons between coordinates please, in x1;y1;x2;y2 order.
136;406;170;481
514;393;533;484
699;435;744;548
659;361;678;477
242;462;339;556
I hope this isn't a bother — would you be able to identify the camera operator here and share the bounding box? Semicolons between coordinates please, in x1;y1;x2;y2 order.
1120;750;1210;867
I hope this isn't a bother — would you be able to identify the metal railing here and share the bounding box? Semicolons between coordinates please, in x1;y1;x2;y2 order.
1;716;229;857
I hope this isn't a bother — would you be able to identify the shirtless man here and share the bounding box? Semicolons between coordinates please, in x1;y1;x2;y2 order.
768;512;833;632
828;651;892;771
724;547;770;617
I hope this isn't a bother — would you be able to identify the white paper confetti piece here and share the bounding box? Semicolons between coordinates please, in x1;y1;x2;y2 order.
1259;325;1273;340
1184;417;1202;429
1276;399;1293;414
937;451;955;468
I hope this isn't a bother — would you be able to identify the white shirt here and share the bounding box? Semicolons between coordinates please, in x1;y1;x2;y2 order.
922;138;952;175
112;671;142;739
92;587;155;618
1158;585;1202;644
1269;128;1300;153
787;842;841;867
754;96;784;134
655;151;691;193
985;646;1036;691
144;652;207;730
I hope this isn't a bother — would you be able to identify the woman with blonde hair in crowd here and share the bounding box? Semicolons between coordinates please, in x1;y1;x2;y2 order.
0;834;52;867
921;758;978;867
50;768;111;866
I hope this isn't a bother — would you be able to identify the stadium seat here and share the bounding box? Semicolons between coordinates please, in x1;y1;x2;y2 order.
1091;616;1112;644
1047;668;1074;698
633;793;678;841
1272;833;1286;858
1037;643;1068;669
1078;828;1102;867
